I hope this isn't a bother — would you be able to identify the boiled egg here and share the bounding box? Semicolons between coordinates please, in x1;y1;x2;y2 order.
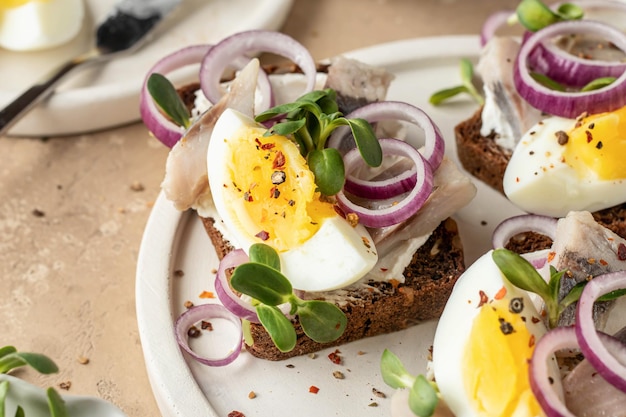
432;250;562;417
503;106;626;217
207;108;378;292
0;0;84;51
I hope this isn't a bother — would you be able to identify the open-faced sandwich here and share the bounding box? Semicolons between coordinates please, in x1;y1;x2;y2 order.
384;210;626;417
446;0;626;238
140;31;476;362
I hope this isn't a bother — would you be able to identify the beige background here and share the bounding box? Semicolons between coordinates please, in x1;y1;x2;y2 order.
1;0;518;416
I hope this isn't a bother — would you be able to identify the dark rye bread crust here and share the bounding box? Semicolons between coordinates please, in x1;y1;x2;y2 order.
200;216;465;361
455;107;626;243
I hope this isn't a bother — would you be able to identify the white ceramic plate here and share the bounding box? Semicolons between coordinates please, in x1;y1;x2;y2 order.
0;0;293;137
135;35;526;417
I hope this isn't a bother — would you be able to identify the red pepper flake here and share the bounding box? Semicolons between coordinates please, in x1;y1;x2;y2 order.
494;286;507;300
256;138;275;150
309;385;320;394
529;334;536;348
380;267;389;272
585;130;593;143
243;191;253;202
228;411;246;417
599;259;608;266
547;251;556;263
201;321;213;331
618;243;626;261
328;349;342;365
255;230;270;241
270;186;280;198
273;151;286;169
333;205;347;219
531;316;541;324
478;290;489;307
199;291;214;299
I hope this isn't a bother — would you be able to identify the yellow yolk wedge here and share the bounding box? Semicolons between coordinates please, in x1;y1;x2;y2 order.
463;299;543;416
0;0;84;51
432;251;562;417
207;109;378;292
564;106;626;180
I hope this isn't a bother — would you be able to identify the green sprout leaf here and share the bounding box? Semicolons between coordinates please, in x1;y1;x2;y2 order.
516;0;583;32
46;387;68;417
0;349;58;375
530;72;566;91
255;88;381;196
147;73;191;129
0;348;16;361
230;263;292;306
307;148;345;196
256;304;297;352
297;300;347;343
14;406;24;417
409;375;439;417
581;77;616;92
0;380;8;417
248;243;281;271
429;58;484;106
380;350;438;417
381;349;416;389
492;249;551;300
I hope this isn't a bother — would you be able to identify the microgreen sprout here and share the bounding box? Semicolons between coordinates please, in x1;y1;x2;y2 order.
513;0;583;32
492;249;626;328
0;345;67;417
255;88;382;196
429;58;484;106
147;73;192;129
380;349;439;417
230;243;347;352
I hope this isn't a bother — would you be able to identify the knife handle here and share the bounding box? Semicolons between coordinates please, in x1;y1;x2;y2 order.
0;51;96;137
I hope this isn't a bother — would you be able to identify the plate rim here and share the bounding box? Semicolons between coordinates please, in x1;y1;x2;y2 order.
135;34;481;417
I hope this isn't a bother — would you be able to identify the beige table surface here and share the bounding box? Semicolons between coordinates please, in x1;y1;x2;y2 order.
1;0;518;416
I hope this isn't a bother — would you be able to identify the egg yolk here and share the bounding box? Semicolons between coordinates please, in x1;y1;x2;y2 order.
224;126;337;252
462;298;543;417
564;106;626;180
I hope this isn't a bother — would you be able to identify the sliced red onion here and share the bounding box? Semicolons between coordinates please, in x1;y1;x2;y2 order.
529;326;577;417
481;9;514;47
575;271;626;392
199;30;317;106
514;20;626;118
491;214;558;250
335;138;433;228
174;303;243;367
328;101;445;171
140;44;212;148
343;160;417;199
214;249;260;323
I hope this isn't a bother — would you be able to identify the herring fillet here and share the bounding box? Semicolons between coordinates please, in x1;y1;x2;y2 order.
160;59;259;216
551;211;626;328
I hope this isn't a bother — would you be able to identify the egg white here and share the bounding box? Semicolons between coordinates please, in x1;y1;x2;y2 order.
207;108;378;292
503;116;626;218
0;0;85;51
432;251;562;417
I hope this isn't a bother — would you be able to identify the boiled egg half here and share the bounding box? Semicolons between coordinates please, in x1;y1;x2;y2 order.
432;250;562;417
503;106;626;217
207;108;378;292
0;0;84;51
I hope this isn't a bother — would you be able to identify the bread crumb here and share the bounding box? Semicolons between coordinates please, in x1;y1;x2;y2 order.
184;300;194;309
248;391;256;399
32;209;45;217
174;269;185;278
59;381;71;391
77;356;90;365
333;371;345;379
368;402;379;407
308;353;317;359
130;181;145;192
372;388;386;398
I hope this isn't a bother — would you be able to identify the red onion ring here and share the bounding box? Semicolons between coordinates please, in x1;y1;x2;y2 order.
514;20;626;118
174;303;243;367
481;9;514;46
214;249;260;323
575;270;626;392
491;214;558;250
328;101;445;171
530;324;626;416
140;44;211;148
335;138;433;228
199;30;317;106
343;163;417;200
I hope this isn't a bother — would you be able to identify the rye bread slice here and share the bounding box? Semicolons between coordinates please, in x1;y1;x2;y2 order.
454;107;626;242
200;216;465;361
